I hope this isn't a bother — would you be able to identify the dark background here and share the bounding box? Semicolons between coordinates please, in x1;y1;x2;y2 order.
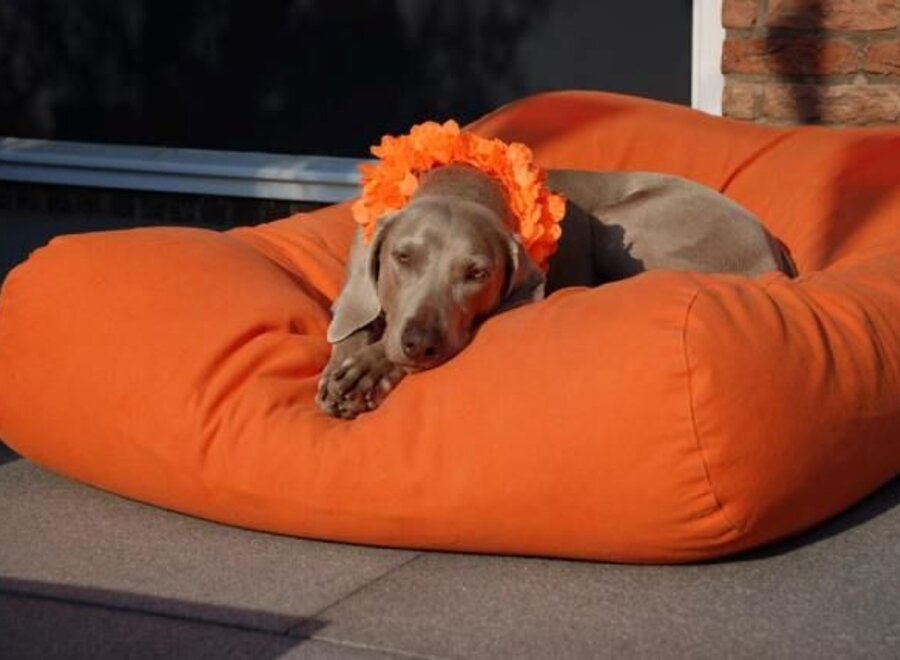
0;0;693;156
0;0;693;284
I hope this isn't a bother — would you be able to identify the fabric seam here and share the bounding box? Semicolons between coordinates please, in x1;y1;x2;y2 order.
682;287;744;538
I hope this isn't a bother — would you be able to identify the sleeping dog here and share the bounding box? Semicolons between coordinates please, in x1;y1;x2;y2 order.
317;164;794;419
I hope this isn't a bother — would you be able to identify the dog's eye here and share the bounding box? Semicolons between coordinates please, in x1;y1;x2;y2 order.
466;266;489;282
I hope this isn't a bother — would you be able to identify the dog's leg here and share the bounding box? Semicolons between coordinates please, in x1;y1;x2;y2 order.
317;321;406;419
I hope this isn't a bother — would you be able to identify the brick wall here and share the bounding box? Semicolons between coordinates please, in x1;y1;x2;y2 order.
722;0;900;124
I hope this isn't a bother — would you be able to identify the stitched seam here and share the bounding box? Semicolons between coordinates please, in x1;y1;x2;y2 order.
681;287;743;538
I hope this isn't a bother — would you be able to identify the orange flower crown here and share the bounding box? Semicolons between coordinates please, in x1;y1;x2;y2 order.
351;120;566;270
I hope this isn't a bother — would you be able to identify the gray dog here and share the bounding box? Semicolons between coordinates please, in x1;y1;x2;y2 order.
317;164;794;419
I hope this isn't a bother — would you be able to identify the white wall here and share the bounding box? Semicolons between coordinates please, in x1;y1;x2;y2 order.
692;0;725;115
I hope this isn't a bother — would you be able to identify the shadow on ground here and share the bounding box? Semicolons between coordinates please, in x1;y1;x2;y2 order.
0;440;18;466
0;578;327;659
732;475;900;561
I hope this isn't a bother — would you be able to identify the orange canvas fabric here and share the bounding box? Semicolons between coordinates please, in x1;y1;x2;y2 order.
1;91;899;562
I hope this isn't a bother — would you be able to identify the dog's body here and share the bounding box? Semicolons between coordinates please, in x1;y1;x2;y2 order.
544;170;795;290
317;165;794;418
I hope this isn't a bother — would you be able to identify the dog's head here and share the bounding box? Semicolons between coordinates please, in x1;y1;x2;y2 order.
328;167;545;371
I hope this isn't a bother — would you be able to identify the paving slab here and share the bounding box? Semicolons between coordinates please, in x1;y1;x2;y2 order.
2;450;899;659
300;478;900;659
0;592;404;660
0;460;417;633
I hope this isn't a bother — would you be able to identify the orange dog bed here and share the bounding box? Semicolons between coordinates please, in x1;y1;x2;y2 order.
1;92;899;562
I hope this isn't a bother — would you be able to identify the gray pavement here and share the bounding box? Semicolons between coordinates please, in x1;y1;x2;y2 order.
1;441;899;659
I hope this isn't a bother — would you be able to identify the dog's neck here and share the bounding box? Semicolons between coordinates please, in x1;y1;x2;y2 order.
411;165;512;225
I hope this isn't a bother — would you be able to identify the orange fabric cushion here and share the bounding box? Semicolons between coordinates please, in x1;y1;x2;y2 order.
1;92;899;562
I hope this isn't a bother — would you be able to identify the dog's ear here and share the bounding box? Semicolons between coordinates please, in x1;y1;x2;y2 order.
496;236;546;314
327;216;397;343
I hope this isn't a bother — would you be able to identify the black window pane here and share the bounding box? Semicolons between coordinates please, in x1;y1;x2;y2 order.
0;0;692;157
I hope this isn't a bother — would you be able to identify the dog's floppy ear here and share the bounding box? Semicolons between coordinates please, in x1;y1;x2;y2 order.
496;236;546;314
327;216;397;343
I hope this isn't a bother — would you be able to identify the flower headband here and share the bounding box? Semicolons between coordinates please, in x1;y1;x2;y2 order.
351;120;566;270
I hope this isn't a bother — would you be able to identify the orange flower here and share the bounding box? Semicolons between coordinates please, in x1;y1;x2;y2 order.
351;120;566;270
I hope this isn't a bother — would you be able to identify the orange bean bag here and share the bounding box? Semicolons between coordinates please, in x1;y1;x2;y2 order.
1;92;899;563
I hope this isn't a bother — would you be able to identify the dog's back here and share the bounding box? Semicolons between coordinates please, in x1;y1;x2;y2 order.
545;170;795;292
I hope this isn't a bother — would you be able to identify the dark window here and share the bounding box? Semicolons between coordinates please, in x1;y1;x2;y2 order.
0;0;692;157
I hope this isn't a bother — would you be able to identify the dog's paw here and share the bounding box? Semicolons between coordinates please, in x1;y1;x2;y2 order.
316;346;406;420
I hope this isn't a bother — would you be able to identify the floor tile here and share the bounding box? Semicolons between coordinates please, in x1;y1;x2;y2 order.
0;591;402;659
0;461;417;632
300;478;900;659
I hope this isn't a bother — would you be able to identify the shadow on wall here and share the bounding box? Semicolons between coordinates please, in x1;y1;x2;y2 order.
763;1;900;269
766;0;825;123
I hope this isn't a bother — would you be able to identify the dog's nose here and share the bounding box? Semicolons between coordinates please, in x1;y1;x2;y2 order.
401;324;444;363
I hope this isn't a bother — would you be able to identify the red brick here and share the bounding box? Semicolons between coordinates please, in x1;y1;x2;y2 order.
723;36;857;75
763;84;819;121
723;0;759;28
767;0;900;31
723;81;759;119
763;83;900;124
865;40;900;74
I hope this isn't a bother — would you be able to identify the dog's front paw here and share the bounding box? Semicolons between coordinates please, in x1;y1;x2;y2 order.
316;345;406;420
